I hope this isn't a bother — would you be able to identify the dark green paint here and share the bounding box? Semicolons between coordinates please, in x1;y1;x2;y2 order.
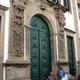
30;16;52;80
67;36;76;76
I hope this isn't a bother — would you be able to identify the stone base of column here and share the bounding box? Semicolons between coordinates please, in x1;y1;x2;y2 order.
4;61;31;80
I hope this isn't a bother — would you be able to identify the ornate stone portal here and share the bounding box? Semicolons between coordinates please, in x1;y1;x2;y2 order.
5;0;66;80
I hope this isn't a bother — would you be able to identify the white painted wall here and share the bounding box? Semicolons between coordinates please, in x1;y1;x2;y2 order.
64;12;75;31
0;0;10;62
64;0;75;31
4;10;9;63
77;4;80;37
0;0;9;7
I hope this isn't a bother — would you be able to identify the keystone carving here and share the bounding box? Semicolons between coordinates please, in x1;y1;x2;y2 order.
40;2;46;10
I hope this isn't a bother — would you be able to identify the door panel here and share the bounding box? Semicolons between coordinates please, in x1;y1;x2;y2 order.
39;31;51;80
30;16;51;80
31;29;39;80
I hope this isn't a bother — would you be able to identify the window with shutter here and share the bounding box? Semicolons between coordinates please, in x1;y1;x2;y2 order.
64;0;70;10
67;36;76;76
53;0;59;4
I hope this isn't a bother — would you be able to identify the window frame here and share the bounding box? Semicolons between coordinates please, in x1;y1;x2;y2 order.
52;0;59;4
67;35;76;76
63;0;70;11
64;28;77;75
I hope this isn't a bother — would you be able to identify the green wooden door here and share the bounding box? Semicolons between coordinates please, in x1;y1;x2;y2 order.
67;36;76;76
30;16;52;80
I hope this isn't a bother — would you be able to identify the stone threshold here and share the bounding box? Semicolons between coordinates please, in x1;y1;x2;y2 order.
3;61;31;66
56;61;69;65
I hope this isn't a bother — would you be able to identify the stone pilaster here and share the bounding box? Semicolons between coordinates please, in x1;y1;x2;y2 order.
55;5;66;61
8;0;27;62
5;0;30;80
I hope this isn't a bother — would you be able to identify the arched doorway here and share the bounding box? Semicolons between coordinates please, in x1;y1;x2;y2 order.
30;15;52;80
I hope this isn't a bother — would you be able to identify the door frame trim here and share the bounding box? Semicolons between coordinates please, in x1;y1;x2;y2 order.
24;14;58;79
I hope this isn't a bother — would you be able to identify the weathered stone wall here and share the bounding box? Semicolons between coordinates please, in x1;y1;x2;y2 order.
6;65;30;80
6;0;66;80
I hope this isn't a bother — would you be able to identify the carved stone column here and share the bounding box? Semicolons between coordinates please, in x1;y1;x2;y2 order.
55;5;66;62
8;0;27;62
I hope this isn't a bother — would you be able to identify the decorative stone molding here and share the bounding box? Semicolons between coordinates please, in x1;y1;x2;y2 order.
12;0;27;8
40;1;47;10
55;5;66;61
0;4;8;11
8;0;27;59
